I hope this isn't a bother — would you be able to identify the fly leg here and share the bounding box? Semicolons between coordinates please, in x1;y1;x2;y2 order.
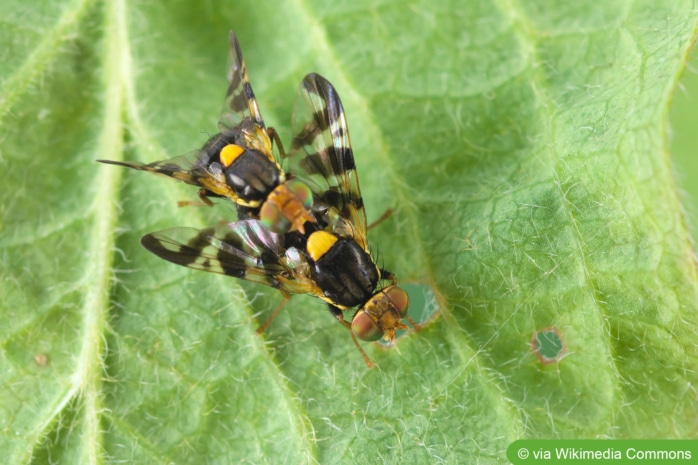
268;127;286;158
256;291;290;335
329;305;375;369
367;208;394;230
177;188;215;207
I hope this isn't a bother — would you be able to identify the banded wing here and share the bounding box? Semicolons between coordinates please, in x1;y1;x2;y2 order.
97;31;276;201
287;73;368;249
97;149;230;193
140;220;318;296
218;31;274;160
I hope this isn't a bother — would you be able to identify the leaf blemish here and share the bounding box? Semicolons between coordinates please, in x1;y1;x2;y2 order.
531;327;566;364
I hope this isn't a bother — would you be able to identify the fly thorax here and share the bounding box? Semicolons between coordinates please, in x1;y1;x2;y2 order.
200;132;239;166
221;147;281;202
307;231;379;308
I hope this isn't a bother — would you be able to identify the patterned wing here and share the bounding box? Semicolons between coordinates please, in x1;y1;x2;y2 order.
218;31;274;160
97;149;235;201
287;73;367;249
140;220;318;296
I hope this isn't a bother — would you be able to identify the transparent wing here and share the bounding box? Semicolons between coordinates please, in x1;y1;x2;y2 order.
97;149;236;201
140;220;318;295
99;32;277;201
287;73;367;249
217;31;274;160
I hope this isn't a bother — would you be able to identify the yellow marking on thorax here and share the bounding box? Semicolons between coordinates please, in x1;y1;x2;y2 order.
219;144;246;167
307;231;338;262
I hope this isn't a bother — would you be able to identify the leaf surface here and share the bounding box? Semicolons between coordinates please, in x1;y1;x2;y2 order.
1;1;697;463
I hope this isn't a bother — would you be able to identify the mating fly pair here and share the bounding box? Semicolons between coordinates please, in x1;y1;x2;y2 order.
99;32;410;366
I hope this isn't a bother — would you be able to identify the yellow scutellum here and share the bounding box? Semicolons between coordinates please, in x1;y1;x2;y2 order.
219;144;246;167
307;231;338;262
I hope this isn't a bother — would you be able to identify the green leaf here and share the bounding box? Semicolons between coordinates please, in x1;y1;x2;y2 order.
2;0;697;463
670;45;698;239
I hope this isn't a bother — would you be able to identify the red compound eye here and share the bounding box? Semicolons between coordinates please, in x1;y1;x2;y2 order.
259;200;290;233
351;311;383;342
259;180;314;233
385;286;409;318
286;180;313;209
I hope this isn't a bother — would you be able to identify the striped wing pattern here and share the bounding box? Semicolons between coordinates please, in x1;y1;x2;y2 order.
287;73;368;249
140;220;319;296
97;151;230;196
218;32;274;160
98;32;279;200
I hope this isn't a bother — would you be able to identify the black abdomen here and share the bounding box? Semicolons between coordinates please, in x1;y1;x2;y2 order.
310;239;378;308
225;150;281;202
